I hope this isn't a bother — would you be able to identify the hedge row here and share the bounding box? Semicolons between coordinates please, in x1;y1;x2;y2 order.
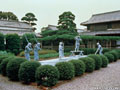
0;49;119;87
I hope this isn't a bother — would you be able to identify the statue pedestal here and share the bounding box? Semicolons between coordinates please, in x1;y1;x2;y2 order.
70;51;84;56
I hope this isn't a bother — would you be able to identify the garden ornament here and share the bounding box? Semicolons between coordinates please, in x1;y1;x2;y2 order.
59;42;64;59
95;42;103;55
25;43;32;60
34;42;41;60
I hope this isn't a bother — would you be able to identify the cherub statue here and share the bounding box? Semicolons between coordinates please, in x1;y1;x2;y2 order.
75;36;82;52
95;42;103;55
25;43;32;60
59;42;64;59
34;42;41;60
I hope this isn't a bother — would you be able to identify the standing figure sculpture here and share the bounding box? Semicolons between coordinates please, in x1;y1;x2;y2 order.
95;42;103;55
34;42;41;60
75;36;82;52
59;42;64;59
25;43;32;60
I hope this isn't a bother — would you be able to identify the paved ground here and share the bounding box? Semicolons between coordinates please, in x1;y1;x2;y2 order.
0;76;40;90
0;60;120;90
53;60;120;90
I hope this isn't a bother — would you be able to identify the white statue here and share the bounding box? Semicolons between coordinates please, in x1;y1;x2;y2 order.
95;42;103;55
25;43;32;60
75;36;82;52
59;42;64;59
34;42;41;60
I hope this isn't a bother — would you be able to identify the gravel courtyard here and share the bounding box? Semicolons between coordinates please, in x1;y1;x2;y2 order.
53;60;120;90
0;60;120;90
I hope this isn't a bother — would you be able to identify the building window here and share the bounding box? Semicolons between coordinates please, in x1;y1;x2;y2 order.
107;23;112;29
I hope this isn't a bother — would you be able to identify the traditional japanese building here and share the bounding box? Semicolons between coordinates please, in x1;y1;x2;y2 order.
81;10;120;36
0;20;33;36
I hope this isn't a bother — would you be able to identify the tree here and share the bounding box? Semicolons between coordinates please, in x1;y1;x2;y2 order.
21;13;37;30
57;11;77;32
0;11;18;21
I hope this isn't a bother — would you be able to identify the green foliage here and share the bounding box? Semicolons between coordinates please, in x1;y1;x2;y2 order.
35;65;59;87
19;61;41;84
115;49;120;59
0;56;15;76
80;48;96;55
57;11;76;32
108;50;119;62
88;54;102;70
100;55;109;68
0;33;5;50
6;34;20;55
104;53;114;63
69;60;85;76
79;57;95;72
55;62;75;80
21;33;35;49
21;12;37;30
0;55;9;65
0;11;18;21
6;57;27;81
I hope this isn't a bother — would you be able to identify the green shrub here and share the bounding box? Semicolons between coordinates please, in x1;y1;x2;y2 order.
104;53;114;63
19;61;41;84
55;62;75;80
0;56;15;76
69;60;85;76
102;48;111;54
79;57;95;72
108;50;119;62
100;55;109;68
0;55;9;64
88;54;102;70
80;48;96;55
0;33;5;50
6;57;27;81
35;65;59;87
116;50;120;59
6;34;21;55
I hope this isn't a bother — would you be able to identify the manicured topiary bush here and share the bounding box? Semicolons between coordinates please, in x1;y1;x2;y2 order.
100;55;109;68
104;53;114;63
108;50;119;62
55;62;75;80
0;56;15;76
0;55;9;64
35;65;59;87
79;57;95;72
6;57;27;81
69;60;85;76
116;50;120;59
19;61;41;84
88;54;102;70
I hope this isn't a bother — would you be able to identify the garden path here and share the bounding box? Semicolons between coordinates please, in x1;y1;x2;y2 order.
53;60;120;90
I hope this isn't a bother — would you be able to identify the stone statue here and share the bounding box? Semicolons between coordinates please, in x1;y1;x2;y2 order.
59;42;64;59
34;42;41;60
95;42;103;55
25;43;32;60
75;36;82;52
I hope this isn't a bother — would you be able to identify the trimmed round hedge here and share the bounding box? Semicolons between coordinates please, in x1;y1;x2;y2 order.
100;55;109;68
104;53;114;63
6;57;27;81
88;54;102;70
69;60;85;76
35;65;59;87
0;56;15;76
0;55;9;64
19;61;41;84
79;57;95;72
108;50;119;62
116;50;120;59
55;62;75;80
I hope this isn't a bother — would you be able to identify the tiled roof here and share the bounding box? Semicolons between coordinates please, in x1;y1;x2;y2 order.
0;20;32;29
81;10;120;25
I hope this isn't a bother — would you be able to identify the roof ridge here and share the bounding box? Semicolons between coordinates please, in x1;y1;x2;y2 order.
93;10;120;16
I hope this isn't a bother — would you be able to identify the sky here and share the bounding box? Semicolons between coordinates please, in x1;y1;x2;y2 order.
0;0;120;33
